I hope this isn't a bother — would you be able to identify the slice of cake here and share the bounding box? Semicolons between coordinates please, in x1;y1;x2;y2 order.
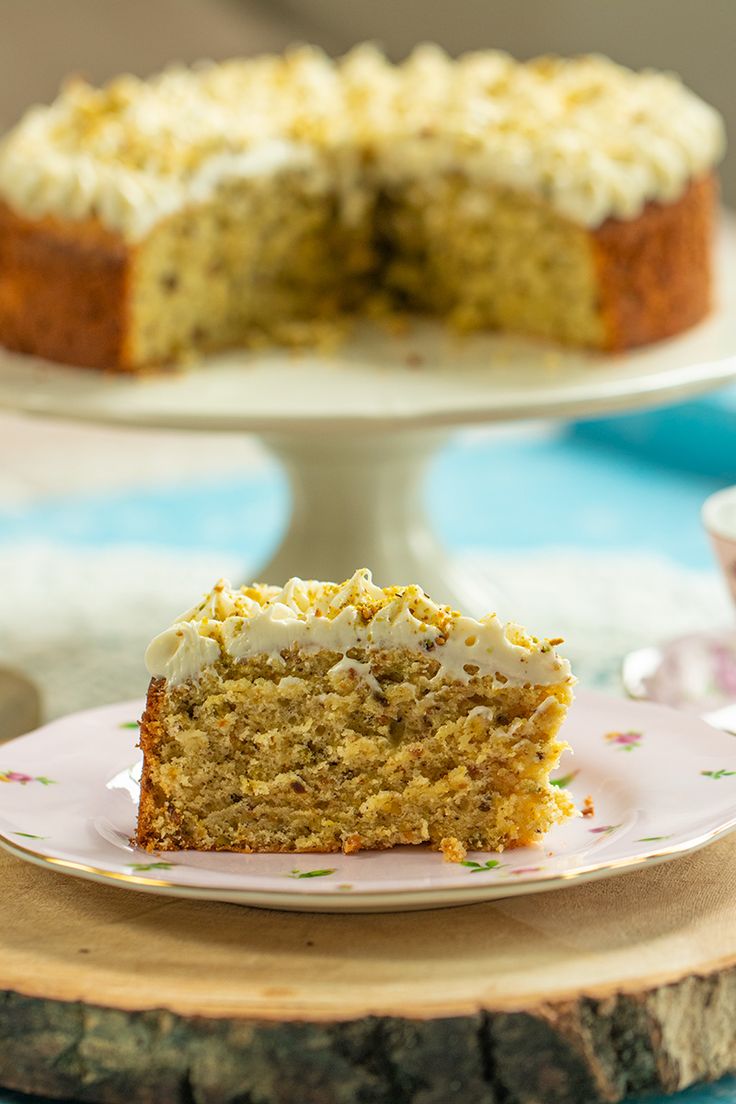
137;570;575;859
0;47;724;370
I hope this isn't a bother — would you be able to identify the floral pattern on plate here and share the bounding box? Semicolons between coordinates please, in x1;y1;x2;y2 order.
0;771;56;786
605;730;642;751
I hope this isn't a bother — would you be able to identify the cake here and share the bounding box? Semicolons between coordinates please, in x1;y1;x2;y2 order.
0;47;724;371
136;569;575;859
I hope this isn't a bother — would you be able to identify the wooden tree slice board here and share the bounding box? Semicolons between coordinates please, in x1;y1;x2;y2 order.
1;833;735;1104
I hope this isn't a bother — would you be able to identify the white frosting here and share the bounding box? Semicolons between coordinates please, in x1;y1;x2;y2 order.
144;621;220;685
0;46;724;237
0;135;319;240
144;568;572;689
327;655;386;698
350;47;725;227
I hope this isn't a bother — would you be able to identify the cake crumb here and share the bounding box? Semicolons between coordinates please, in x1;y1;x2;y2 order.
440;836;467;863
581;795;595;817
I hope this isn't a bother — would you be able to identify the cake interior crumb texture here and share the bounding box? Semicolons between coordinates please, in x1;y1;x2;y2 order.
128;168;375;366
137;646;575;857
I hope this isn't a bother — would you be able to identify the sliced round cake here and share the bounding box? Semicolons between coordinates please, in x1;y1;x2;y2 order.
0;46;725;369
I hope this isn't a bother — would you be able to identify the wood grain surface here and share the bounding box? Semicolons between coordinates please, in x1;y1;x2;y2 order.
1;827;735;1103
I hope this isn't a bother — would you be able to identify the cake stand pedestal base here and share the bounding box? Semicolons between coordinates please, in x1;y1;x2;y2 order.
260;429;496;614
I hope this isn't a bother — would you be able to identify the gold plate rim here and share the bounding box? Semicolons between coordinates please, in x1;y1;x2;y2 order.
3;817;736;908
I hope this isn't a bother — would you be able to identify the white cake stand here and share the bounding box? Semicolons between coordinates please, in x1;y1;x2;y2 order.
1;223;735;614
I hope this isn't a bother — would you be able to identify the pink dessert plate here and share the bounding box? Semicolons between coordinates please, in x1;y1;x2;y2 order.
1;689;735;913
623;629;736;734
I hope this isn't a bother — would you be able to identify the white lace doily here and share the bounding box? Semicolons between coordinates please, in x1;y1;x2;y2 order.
0;542;726;720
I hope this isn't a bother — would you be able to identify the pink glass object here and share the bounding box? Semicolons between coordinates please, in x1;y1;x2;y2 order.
702;486;736;608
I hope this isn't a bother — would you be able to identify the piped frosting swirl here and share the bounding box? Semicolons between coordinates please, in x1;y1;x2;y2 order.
144;569;572;688
0;46;725;238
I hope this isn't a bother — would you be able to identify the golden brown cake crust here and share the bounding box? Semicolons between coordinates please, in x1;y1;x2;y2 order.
0;201;133;371
136;677;166;849
594;173;716;351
